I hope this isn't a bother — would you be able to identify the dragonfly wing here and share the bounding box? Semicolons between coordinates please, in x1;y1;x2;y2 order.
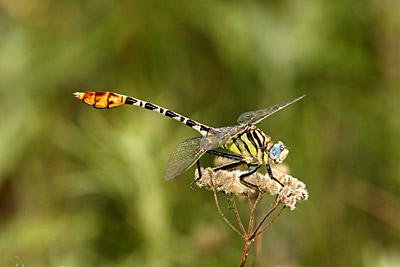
165;126;247;180
199;126;247;151
237;95;305;125
164;137;207;180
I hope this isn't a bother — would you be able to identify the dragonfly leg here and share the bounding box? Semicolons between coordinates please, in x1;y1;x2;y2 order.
191;159;247;189
266;164;284;187
190;160;203;189
207;150;259;170
226;192;233;209
207;149;251;171
207;149;251;172
208;150;263;189
198;155;236;209
239;164;262;189
207;150;262;171
247;163;259;168
213;159;247;171
206;150;243;161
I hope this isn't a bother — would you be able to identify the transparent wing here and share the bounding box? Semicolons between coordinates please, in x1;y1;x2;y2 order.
237;95;305;125
164;137;206;180
164;126;247;180
199;126;246;151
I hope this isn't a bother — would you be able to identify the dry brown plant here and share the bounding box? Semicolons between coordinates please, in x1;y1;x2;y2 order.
194;167;308;266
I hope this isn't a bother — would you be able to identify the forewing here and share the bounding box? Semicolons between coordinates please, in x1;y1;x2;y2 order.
164;137;206;180
237;95;305;125
199;126;246;151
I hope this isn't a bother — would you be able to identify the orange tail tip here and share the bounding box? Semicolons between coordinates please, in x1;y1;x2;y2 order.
73;92;85;100
74;91;127;109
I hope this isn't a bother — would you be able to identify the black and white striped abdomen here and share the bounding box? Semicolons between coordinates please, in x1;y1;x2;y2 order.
74;91;212;136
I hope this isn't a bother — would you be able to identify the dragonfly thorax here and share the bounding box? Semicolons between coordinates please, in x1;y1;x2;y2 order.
218;127;262;162
221;125;289;165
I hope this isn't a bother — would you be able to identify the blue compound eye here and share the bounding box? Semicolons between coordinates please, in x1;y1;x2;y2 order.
269;144;281;160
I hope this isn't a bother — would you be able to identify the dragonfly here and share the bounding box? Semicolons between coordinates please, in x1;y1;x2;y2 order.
74;91;305;188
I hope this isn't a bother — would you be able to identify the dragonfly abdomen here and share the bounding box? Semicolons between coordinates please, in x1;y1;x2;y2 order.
74;91;212;136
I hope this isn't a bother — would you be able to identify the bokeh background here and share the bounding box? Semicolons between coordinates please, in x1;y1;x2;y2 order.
1;0;399;266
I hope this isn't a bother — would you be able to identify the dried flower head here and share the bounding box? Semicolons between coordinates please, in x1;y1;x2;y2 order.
195;167;308;210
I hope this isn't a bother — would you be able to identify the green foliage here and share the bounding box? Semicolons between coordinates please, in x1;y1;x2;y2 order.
1;0;400;266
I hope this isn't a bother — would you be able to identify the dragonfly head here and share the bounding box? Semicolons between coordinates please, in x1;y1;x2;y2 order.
269;141;289;164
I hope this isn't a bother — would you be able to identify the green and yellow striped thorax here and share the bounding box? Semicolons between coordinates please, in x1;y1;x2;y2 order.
222;125;272;164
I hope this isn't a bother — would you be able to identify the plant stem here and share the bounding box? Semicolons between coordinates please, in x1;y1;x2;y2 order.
231;194;247;236
212;187;245;239
250;197;279;239
253;206;262;267
253;206;286;240
240;240;252;267
248;192;262;235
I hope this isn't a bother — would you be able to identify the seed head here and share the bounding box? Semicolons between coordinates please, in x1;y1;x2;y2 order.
195;167;308;210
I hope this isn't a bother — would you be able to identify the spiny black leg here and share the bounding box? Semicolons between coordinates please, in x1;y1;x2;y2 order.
208;150;249;172
247;163;259;168
239;164;262;188
213;160;247;172
266;164;284;187
191;151;245;190
190;160;202;189
226;192;232;209
207;150;244;161
216;191;233;209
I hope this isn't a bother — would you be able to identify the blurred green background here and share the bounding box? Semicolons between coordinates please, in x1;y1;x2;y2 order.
1;0;399;266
